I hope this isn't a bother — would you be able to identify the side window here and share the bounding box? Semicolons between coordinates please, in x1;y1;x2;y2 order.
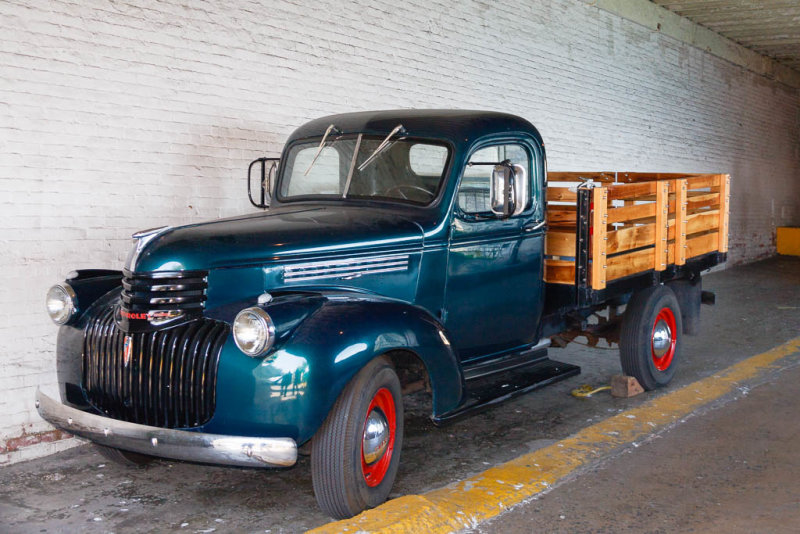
459;144;530;216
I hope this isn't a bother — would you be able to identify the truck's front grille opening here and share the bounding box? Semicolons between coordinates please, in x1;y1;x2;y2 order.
82;307;229;429
121;269;208;315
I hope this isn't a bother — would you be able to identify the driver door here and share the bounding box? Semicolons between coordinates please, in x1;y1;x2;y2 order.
443;141;546;362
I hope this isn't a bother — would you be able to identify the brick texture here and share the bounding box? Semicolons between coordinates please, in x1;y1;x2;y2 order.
1;0;799;463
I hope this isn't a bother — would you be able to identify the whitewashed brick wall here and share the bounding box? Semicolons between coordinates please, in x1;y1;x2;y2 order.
1;0;798;463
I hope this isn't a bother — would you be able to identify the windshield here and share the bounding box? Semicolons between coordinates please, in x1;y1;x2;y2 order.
278;135;451;205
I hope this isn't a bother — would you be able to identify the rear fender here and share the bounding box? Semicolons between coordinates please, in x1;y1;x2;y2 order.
667;277;702;335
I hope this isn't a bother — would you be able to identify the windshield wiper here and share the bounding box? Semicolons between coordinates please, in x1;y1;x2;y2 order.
304;124;340;176
357;124;407;171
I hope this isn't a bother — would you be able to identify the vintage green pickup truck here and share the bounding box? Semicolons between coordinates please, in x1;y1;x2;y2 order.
39;110;729;518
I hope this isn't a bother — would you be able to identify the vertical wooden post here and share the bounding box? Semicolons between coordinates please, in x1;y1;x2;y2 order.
675;179;687;265
591;187;608;290
718;174;730;253
654;181;669;270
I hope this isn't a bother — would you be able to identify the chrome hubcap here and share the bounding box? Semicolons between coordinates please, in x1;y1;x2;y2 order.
652;319;672;357
362;409;389;465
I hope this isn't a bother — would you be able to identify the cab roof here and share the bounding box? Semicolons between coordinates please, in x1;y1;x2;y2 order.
286;109;543;147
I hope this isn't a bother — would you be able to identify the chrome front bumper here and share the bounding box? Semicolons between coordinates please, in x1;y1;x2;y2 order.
35;389;297;468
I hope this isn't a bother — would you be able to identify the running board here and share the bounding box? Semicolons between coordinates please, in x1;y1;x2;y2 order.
462;341;550;381
432;357;581;425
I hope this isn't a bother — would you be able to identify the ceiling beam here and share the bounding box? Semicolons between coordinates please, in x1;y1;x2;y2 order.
586;0;800;89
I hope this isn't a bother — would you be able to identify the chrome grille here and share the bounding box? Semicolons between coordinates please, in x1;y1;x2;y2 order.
121;269;207;314
82;306;229;428
283;254;410;282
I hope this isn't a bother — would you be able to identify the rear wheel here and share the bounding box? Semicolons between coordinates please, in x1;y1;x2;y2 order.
619;285;683;390
311;356;403;519
93;444;154;467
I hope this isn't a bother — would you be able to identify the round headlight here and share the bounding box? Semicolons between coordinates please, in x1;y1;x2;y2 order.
46;284;77;325
233;307;275;357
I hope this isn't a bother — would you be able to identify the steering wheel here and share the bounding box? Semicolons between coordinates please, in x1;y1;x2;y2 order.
384;184;433;200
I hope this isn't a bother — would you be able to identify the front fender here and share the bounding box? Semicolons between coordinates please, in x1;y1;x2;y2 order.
212;295;464;444
63;270;123;323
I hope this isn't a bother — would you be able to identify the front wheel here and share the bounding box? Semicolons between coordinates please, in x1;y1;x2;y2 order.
619;285;683;390
311;356;403;519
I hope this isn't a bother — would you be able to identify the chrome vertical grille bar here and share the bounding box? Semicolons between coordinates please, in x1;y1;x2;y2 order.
82;314;228;429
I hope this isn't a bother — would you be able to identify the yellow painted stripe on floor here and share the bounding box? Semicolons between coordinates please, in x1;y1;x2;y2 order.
311;336;800;533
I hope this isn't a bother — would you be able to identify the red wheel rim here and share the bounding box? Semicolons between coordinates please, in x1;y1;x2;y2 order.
651;307;677;371
361;387;396;487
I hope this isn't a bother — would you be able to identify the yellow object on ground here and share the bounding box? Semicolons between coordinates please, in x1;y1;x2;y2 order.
777;227;800;256
310;336;800;534
571;384;612;398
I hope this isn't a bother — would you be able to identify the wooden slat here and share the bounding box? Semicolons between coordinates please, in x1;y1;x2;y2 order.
687;232;720;258
613;172;702;183
547;172;615;182
675;179;687;265
664;192;718;212
546;187;577;202
686;210;719;236
547;207;577;226
548;171;702;184
606;182;657;201
687;190;719;198
686;174;719;190
591;187;608;290
606;248;654;281
686;192;720;210
606;202;656;224
687;206;717;217
718;174;730;253
655;181;669;271
544;259;576;285
545;231;576;257
606;224;655;254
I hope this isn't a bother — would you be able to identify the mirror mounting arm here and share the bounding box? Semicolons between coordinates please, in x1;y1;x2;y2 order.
248;157;280;209
501;160;516;218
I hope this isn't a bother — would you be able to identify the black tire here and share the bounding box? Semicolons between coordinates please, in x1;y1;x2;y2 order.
619;285;683;390
311;356;403;519
93;444;154;467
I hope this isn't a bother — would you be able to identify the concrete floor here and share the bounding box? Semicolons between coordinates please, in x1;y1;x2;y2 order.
476;360;800;533
1;256;798;533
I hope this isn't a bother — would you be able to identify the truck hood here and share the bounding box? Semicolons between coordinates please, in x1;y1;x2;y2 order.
131;205;426;272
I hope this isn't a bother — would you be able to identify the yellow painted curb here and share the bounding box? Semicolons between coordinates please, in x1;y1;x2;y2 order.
311;336;800;534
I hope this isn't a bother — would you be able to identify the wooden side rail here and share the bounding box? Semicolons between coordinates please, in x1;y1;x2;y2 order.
544;173;730;288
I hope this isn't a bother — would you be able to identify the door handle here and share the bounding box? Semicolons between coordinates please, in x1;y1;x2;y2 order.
523;220;546;233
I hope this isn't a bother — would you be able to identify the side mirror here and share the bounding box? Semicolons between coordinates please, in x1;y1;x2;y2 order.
490;163;516;218
489;162;528;218
248;158;279;209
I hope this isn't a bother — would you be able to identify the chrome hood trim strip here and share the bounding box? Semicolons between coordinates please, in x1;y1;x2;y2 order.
125;226;173;271
283;254;410;282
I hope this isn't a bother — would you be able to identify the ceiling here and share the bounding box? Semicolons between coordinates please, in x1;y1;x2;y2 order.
653;0;800;72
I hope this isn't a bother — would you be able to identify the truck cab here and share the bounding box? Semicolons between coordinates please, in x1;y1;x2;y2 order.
39;110;726;519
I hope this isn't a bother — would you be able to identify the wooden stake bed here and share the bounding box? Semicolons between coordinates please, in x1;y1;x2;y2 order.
544;173;731;290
